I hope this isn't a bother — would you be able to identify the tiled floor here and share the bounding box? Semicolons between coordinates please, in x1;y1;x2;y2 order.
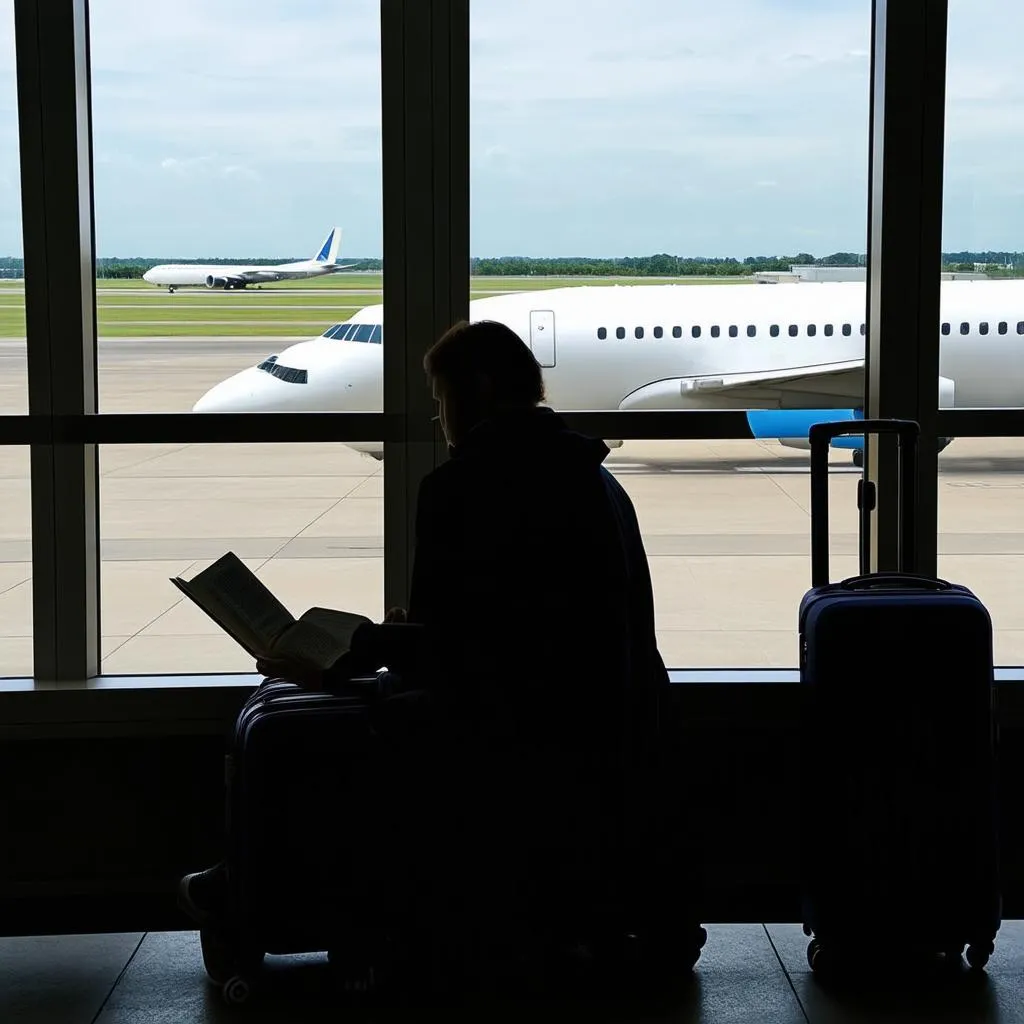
4;924;1024;1023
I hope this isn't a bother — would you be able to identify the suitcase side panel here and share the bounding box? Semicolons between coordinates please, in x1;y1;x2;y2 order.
800;588;1000;948
227;694;379;951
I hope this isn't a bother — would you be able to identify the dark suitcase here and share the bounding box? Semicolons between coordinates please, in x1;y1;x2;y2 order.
799;419;1000;976
199;677;413;1003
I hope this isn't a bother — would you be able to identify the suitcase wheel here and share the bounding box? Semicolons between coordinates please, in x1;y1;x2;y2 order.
806;937;838;977
199;928;264;1003
965;941;994;970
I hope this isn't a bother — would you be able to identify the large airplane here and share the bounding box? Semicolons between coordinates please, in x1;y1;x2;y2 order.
142;227;355;292
192;280;1024;463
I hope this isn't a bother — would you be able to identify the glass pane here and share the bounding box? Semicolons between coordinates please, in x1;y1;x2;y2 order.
938;437;1024;666
89;1;382;414
610;438;860;668
0;446;31;677
940;0;1024;410
469;2;870;665
0;0;26;414
99;442;382;674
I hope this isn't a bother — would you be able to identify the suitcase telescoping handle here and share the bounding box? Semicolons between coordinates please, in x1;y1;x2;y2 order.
808;419;919;587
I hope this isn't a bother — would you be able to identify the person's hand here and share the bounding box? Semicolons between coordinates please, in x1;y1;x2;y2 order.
384;607;407;624
255;656;325;691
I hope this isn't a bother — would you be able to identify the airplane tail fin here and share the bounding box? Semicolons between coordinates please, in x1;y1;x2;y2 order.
313;227;342;263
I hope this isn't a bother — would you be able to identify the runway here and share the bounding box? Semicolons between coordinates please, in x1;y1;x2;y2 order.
0;336;1022;678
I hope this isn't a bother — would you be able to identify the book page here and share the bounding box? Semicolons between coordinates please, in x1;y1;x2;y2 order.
299;606;372;644
271;617;355;671
170;577;268;658
180;552;295;654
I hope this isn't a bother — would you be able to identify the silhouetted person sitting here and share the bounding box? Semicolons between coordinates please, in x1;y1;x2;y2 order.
179;319;675;968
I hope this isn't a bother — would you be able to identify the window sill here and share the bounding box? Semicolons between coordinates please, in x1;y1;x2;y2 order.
0;669;1022;737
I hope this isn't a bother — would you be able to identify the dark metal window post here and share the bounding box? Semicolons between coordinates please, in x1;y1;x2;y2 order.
864;0;948;577
15;0;100;681
381;0;470;612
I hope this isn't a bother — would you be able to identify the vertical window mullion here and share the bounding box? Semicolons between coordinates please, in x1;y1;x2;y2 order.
864;0;947;576
15;0;99;683
381;0;469;613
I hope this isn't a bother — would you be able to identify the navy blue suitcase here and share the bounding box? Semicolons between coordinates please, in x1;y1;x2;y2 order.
199;678;410;1003
798;420;1000;975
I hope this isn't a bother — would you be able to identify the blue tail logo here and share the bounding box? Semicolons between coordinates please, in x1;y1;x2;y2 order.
314;229;335;263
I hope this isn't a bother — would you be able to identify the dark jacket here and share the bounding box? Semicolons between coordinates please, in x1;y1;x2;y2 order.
347;406;668;767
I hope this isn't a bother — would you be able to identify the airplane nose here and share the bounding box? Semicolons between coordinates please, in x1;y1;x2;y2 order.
192;366;282;412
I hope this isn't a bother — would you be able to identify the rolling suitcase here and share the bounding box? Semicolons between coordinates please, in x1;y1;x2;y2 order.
798;419;1000;976
198;677;419;1004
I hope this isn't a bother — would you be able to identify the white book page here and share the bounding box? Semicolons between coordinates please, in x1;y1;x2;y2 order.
184;553;295;652
271;618;353;671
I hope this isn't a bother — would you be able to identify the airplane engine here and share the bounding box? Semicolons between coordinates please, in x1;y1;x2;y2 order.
778;437;811;450
206;275;229;289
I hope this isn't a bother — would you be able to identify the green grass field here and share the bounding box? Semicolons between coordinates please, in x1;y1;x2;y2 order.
0;273;749;339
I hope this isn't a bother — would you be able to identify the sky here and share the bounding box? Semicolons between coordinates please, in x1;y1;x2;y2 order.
0;0;1021;259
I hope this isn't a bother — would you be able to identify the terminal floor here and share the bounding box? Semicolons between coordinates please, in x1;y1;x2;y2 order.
6;924;1024;1023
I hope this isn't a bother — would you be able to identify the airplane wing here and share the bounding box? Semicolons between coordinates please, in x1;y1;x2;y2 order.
618;359;864;411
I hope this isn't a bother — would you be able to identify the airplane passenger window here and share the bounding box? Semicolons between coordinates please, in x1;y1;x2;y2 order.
635;326;644;339
788;324;798;337
1017;321;1024;334
824;324;834;336
860;323;866;335
842;324;852;336
807;324;817;337
370;325;382;343
960;322;970;335
728;325;737;338
941;322;951;335
653;326;663;338
746;325;756;337
770;325;779;337
616;327;625;339
597;327;607;340
999;322;1008;334
711;325;720;338
672;326;682;338
980;322;989;335
691;326;701;338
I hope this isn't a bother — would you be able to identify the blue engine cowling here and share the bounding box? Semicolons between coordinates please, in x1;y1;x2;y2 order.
746;408;864;449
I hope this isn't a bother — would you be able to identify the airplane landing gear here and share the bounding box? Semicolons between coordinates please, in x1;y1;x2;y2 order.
852;437;951;469
168;286;176;294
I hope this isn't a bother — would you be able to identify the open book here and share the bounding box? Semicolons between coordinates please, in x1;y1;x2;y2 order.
171;552;372;670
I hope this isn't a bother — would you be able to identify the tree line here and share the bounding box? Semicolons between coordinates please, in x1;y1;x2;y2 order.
1;252;1024;280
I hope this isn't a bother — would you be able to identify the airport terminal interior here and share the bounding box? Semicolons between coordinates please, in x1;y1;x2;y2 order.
6;1;1024;1022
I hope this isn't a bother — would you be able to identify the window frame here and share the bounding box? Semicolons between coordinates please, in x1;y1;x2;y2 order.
3;0;1024;694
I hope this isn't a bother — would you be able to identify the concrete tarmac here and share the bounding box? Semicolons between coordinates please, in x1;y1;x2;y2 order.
0;337;1021;677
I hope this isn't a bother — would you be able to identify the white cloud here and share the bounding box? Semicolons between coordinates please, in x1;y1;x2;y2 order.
0;0;1021;257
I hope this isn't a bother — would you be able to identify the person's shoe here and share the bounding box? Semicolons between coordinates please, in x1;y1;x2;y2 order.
177;862;230;928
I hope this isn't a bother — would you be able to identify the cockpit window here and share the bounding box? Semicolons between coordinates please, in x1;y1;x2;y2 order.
322;322;382;343
257;356;307;384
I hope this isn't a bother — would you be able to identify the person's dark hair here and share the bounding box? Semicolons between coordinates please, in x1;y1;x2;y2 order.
424;320;546;405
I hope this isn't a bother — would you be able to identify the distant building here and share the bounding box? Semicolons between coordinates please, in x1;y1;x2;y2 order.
753;265;988;284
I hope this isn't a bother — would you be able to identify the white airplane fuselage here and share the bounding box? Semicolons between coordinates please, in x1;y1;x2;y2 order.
142;259;346;289
142;226;352;290
192;281;1024;457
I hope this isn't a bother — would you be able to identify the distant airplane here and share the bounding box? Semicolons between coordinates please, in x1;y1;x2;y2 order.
191;280;1024;463
142;228;355;292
